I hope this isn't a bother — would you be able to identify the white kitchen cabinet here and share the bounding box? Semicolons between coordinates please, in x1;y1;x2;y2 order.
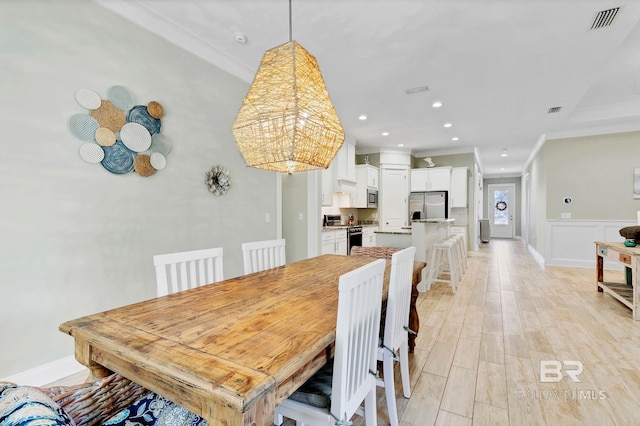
354;164;379;208
321;162;334;206
321;231;335;255
356;164;378;189
380;167;409;231
335;137;356;183
362;226;378;247
321;229;348;255
450;167;468;208
335;231;348;255
410;167;451;192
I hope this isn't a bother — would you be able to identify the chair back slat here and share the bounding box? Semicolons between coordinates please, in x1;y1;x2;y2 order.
384;246;417;350
153;247;224;296
331;258;385;421
242;239;286;274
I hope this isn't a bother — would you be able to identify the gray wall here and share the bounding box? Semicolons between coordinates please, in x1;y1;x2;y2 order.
543;131;640;220
282;173;310;263
526;130;640;257
0;0;278;377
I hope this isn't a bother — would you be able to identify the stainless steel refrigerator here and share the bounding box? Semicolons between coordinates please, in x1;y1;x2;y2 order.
409;191;448;221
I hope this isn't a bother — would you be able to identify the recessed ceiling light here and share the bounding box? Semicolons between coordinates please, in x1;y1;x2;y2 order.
500;168;505;171
234;32;248;44
432;101;443;108
452;137;459;141
501;149;508;157
358;114;367;120
382;132;389;136
443;123;452;128
398;143;404;147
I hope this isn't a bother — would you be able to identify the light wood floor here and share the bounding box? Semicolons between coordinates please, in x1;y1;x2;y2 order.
335;239;640;426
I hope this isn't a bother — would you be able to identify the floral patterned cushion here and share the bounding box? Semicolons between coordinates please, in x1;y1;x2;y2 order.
103;391;207;426
0;382;75;426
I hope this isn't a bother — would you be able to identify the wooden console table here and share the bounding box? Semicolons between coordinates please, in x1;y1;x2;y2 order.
595;241;640;320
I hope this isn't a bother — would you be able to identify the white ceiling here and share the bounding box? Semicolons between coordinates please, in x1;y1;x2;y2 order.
94;0;640;176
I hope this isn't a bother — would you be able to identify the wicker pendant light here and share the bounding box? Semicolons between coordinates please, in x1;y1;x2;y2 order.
232;1;344;174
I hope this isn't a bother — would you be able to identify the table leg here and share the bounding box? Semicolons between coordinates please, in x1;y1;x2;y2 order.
596;252;603;292
634;260;639;321
74;341;111;381
409;275;420;353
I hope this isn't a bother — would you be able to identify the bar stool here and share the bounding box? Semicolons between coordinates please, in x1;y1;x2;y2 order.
448;234;465;284
426;238;460;293
450;233;467;275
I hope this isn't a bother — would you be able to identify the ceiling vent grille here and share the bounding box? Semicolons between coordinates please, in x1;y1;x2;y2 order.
404;86;428;95
548;106;562;114
591;7;620;29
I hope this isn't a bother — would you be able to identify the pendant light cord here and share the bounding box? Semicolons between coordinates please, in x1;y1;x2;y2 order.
288;0;292;41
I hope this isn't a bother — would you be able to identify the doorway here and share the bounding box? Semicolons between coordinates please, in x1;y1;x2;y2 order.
488;183;516;239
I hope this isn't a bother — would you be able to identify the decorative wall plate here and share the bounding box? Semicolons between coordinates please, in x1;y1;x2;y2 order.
101;141;135;174
79;142;105;163
120;122;152;152
75;89;102;110
70;114;100;141
206;166;231;196
70;86;170;177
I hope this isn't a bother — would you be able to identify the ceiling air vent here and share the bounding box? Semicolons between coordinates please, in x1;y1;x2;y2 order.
404;86;428;95
591;7;620;30
548;106;562;114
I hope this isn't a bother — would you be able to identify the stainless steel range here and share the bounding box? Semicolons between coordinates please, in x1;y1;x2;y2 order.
346;225;362;255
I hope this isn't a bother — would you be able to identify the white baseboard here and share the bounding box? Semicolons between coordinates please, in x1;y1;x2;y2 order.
527;244;545;268
1;356;85;386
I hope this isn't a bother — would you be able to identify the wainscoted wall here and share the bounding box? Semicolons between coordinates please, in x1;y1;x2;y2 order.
545;220;635;269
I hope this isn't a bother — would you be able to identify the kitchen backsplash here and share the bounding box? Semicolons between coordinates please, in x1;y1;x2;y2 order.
320;206;379;226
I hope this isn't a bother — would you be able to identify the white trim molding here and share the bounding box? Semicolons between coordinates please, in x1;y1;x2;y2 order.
1;356;86;386
545;219;635;269
527;243;545;269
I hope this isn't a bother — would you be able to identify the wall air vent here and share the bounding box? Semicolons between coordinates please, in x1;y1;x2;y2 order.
591;7;620;29
404;86;428;95
548;106;562;114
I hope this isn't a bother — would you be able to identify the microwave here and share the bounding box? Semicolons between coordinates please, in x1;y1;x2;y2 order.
367;189;378;208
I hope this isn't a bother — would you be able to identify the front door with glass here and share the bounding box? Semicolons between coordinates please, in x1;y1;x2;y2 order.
488;183;515;239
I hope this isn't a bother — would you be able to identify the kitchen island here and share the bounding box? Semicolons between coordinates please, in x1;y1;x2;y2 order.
412;218;455;261
375;228;412;248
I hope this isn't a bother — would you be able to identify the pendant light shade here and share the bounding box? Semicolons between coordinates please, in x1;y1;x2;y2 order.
232;40;345;173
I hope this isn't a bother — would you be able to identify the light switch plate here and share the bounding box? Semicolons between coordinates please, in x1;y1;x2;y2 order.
561;212;571;219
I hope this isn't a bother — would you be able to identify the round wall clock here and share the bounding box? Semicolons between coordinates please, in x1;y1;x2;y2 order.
206;166;231;196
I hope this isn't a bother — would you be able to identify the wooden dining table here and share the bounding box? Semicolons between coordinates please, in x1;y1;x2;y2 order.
60;254;426;426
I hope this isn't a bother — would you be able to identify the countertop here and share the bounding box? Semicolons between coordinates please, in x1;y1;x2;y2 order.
375;230;412;235
412;218;456;223
321;224;379;231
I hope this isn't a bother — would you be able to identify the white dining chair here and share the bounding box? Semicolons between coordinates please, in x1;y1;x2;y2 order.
275;259;386;426
241;238;286;274
377;246;416;426
153;247;224;297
